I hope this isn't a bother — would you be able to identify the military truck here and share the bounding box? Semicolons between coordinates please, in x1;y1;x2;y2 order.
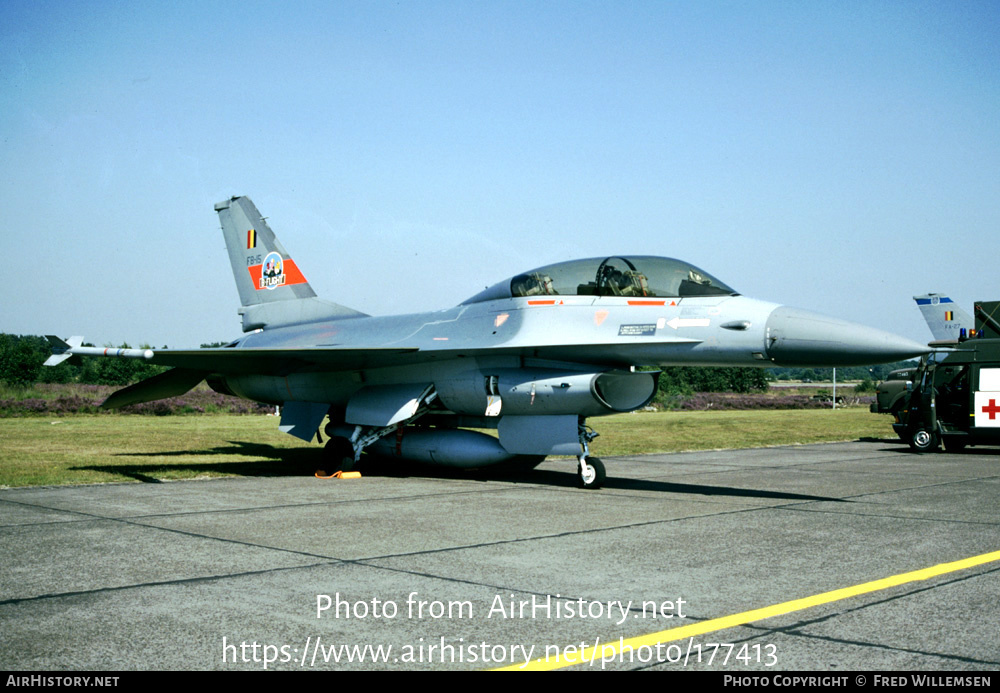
895;300;1000;452
871;367;917;414
870;367;917;439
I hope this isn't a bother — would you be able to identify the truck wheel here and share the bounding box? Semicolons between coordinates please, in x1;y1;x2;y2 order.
909;429;939;453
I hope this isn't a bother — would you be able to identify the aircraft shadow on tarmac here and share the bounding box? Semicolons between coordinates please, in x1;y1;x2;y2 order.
73;442;844;502
859;436;1000;456
76;441;321;483
490;469;845;501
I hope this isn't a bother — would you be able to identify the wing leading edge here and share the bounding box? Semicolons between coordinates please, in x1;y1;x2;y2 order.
131;337;701;373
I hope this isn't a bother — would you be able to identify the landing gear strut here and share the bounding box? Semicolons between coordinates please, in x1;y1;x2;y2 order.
577;423;605;489
323;387;438;472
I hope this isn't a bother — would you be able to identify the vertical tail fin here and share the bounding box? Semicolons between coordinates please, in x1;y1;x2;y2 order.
215;196;366;331
913;293;972;340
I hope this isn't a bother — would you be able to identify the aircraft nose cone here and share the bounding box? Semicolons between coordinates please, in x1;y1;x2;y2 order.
765;306;930;366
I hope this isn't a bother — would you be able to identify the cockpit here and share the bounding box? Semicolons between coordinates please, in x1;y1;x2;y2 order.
463;256;737;304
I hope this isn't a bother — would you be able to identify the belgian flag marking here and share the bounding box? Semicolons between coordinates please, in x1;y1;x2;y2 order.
247;229;257;249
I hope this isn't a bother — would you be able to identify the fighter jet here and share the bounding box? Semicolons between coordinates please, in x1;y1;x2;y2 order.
46;196;929;488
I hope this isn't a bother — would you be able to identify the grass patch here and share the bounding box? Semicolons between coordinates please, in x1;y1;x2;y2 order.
589;408;890;457
0;409;895;488
0;416;314;487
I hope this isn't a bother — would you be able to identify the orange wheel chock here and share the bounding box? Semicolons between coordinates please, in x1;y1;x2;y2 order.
315;470;362;480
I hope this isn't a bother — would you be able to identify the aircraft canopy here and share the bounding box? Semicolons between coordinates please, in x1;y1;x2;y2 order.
463;256;737;304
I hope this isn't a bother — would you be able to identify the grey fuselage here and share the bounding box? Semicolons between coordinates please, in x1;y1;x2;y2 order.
217;292;922;421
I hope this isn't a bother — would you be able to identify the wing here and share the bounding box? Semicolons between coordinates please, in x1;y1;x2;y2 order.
146;346;420;374
145;337;700;374
48;338;699;410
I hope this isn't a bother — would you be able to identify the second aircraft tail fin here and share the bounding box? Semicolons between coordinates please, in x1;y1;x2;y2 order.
913;293;972;341
215;196;366;332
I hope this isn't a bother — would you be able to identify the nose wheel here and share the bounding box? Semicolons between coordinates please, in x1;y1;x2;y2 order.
576;421;605;489
577;456;606;489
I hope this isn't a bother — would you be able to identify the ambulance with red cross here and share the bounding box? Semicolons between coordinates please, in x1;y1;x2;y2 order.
896;300;1000;452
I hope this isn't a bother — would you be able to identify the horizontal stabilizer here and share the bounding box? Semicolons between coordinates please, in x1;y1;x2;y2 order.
100;368;207;410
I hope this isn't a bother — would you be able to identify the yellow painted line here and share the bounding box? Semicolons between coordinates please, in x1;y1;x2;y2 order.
494;549;1000;671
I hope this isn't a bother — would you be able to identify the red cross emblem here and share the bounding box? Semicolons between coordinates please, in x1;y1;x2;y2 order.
982;398;1000;420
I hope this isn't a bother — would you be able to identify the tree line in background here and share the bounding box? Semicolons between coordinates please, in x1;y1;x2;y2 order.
1;333;916;393
0;334;169;387
770;364;911;382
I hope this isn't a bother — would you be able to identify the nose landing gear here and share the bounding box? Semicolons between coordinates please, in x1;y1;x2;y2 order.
577;456;606;489
577;423;605;489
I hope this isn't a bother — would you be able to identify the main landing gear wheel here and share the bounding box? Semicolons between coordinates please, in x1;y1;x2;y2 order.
578;457;606;489
323;437;357;473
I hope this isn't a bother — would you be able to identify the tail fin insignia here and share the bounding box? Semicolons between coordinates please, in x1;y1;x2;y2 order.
250;252;308;291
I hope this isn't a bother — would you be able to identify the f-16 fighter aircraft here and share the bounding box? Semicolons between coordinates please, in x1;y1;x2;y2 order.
46;197;929;488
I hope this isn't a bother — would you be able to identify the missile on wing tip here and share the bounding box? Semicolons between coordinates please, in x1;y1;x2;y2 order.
45;336;154;362
66;346;155;360
765;306;930;367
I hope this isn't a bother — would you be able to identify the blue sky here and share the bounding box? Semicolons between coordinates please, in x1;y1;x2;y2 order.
3;1;998;347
